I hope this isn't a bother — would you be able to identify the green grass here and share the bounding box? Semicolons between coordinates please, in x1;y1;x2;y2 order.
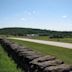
10;39;72;65
32;36;72;43
0;45;22;72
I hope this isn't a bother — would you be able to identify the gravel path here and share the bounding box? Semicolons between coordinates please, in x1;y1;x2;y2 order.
9;37;72;49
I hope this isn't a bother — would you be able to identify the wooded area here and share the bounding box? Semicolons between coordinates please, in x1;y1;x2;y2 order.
0;27;72;38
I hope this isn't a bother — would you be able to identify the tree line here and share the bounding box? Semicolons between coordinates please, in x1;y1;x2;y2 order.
0;27;72;38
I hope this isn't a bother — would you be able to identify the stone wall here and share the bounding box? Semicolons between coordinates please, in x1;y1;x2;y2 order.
0;38;72;72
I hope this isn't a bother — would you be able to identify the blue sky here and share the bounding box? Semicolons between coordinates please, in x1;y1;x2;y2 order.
0;0;72;31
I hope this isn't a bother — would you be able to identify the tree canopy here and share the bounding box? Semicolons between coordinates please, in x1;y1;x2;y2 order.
0;27;72;38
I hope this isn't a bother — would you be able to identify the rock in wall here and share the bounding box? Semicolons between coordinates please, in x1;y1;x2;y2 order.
0;38;72;72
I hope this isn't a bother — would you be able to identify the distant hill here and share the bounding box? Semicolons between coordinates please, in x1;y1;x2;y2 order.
0;27;72;38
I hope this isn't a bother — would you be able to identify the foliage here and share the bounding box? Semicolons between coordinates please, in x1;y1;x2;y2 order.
0;27;72;38
33;36;72;43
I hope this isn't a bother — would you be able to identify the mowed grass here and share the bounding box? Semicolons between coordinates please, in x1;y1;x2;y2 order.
0;45;21;72
32;36;72;43
10;39;72;65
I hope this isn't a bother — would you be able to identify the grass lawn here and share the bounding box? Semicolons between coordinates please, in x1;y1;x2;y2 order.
10;39;72;65
0;45;21;72
32;36;72;43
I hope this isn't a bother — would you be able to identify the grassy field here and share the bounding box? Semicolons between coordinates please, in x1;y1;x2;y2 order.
32;36;72;43
0;45;21;72
1;35;72;43
10;39;72;65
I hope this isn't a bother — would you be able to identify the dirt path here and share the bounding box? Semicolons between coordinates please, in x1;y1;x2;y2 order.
9;37;72;49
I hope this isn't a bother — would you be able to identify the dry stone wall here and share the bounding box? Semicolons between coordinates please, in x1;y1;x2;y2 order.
0;38;72;72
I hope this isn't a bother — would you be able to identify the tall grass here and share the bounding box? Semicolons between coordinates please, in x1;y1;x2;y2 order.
0;45;22;72
10;39;72;65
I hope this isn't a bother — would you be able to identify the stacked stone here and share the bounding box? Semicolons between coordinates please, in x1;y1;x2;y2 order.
0;38;72;72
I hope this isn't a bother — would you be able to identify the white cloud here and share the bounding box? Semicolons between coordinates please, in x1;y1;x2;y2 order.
21;18;26;21
23;10;37;16
28;12;32;16
33;10;36;14
23;10;31;16
62;15;67;18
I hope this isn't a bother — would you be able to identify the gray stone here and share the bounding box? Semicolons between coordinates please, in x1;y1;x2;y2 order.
31;59;63;68
30;55;56;64
44;64;72;72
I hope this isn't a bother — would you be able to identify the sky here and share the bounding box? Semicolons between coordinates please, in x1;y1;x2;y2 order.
0;0;72;31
